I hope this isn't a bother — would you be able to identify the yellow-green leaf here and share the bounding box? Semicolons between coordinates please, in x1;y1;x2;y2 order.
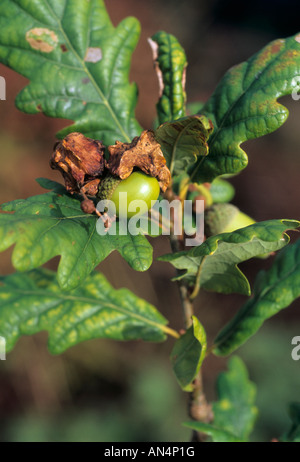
170;316;206;391
0;269;170;354
159;220;300;296
0;180;153;291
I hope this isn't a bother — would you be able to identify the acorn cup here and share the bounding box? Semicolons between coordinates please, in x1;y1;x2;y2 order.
204;203;255;237
97;173;121;201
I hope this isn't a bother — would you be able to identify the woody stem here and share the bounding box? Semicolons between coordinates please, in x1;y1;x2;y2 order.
168;200;211;441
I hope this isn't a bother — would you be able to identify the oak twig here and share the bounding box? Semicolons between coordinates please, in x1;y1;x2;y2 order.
169;229;212;442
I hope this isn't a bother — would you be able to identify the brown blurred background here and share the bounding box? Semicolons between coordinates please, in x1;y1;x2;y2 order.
0;0;300;442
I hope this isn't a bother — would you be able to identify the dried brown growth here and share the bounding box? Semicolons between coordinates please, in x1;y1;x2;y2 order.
80;198;96;214
50;132;105;194
106;129;171;192
80;179;101;196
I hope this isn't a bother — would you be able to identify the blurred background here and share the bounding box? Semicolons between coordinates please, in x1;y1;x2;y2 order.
0;0;300;442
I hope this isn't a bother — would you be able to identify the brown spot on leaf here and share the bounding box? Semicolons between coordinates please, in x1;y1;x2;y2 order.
50;132;105;194
60;44;68;52
255;39;284;67
84;47;102;63
82;77;90;84
26;28;58;53
269;41;284;54
36;104;42;112
148;37;187;101
106;130;171;192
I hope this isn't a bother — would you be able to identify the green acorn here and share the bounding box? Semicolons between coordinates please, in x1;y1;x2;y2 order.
97;171;160;218
205;203;255;237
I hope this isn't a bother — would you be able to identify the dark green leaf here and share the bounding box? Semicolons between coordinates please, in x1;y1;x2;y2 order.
154;115;213;176
183;357;257;442
35;177;68;193
170;316;206;391
149;31;187;125
183;422;242;442
0;0;142;144
159;220;300;296
0;269;170;354
280;403;300;442
0;183;153;290
213;356;258;441
214;238;300;356
190;33;300;182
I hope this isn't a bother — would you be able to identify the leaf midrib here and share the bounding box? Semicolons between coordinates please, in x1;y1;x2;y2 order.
9;0;132;142
169;119;199;175
1;287;167;331
185;234;288;284
49;1;132;142
195;234;286;263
